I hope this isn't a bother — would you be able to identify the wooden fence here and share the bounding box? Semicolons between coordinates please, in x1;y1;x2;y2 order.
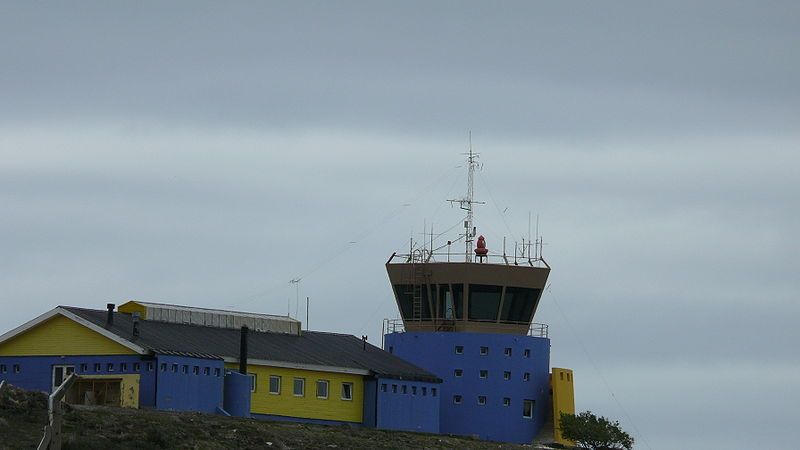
37;373;77;450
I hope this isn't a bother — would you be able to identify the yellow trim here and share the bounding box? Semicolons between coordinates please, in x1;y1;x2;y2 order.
118;301;147;320
552;367;576;446
0;315;136;356
226;363;363;423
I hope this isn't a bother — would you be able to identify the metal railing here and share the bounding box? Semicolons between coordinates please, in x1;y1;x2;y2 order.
382;318;549;338
387;251;549;268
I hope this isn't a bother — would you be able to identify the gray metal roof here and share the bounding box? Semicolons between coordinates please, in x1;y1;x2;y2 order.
63;306;440;382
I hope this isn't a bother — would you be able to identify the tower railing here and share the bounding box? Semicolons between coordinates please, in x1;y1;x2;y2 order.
387;251;549;268
382;318;549;338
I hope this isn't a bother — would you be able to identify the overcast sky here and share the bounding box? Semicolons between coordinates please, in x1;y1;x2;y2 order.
2;2;798;448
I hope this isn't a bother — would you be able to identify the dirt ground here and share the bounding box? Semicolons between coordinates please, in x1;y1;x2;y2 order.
1;383;561;450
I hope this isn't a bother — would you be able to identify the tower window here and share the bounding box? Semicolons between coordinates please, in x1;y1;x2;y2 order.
523;399;535;418
453;395;462;404
171;364;178;373
392;384;398;393
432;388;437;397
523;349;531;358
412;386;417;395
454;369;463;377
422;387;427;396
381;383;387;392
523;372;530;382
401;385;408;394
503;371;511;380
478;395;487;405
504;348;512;357
455;345;464;354
479;370;488;379
480;346;489;355
503;397;511;407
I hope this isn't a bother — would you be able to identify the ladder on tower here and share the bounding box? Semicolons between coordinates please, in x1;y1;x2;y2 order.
410;263;426;321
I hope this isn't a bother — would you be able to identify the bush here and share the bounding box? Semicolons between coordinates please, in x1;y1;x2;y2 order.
559;411;634;450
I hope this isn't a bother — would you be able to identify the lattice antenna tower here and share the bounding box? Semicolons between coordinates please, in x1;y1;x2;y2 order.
448;132;485;262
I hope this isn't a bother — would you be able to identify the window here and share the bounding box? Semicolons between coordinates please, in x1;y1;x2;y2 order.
94;363;101;372
523;349;531;358
249;373;257;392
214;368;221;377
468;284;503;320
401;385;408;394
504;348;512;357
454;345;464;355
567;373;572;382
454;369;463;377
504;371;511;380
479;370;488;379
316;380;329;399
480;346;489;355
121;363;128;372
504;397;511;407
13;364;20;374
269;376;281;394
412;386;417;395
146;362;154;372
422;387;427;396
453;395;462;404
341;382;353;401
160;363;167;372
560;372;564;381
432;388;437;397
107;363;114;372
133;363;141;371
392;384;398;393
171;364;178;373
523;399;535;418
478;395;487;406
203;367;210;376
380;383;387;392
51;365;75;392
500;286;539;323
182;365;188;374
0;364;6;374
293;378;305;396
80;363;88;372
192;366;199;375
523;372;530;382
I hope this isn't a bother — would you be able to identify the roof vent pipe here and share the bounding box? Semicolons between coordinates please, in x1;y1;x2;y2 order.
132;312;140;338
239;325;249;375
362;335;368;351
106;303;115;326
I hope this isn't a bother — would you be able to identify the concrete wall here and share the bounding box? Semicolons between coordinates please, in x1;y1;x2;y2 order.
223;371;252;417
384;331;550;444
154;355;224;413
375;377;440;434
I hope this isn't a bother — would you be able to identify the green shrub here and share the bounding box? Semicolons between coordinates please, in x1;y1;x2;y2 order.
559;411;634;450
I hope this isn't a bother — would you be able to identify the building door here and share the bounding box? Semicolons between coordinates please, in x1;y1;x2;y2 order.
52;365;75;392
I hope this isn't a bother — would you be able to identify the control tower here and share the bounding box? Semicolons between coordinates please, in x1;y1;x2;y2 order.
382;145;574;444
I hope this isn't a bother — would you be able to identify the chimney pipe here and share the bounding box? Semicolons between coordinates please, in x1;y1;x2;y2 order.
132;312;140;338
106;303;115;326
362;335;368;351
239;325;249;375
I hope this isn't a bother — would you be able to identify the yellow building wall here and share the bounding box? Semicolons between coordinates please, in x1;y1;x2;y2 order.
225;363;364;423
75;374;140;408
117;301;147;319
0;315;136;356
552;367;576;446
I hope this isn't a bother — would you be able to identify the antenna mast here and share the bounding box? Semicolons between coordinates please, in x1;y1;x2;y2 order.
448;131;485;262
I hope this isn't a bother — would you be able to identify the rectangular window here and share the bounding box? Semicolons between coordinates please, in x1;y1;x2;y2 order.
249;373;257;392
468;284;503;320
478;395;487;405
560;372;564;381
182;365;188;374
431;388;437;397
523;349;531;358
203;367;210;376
133;363;141;372
293;378;305;396
107;363;114;372
567;373;572;382
453;394;462;404
147;362;154;372
13;364;20;374
480;346;489;355
479;370;488;379
454;369;463;377
422;387;427;396
504;348;512;357
51;365;75;392
171;364;178;373
0;364;6;374
401;385;408;394
316;380;329;399
192;366;199;375
341;382;353;401
214;368;221;377
504;371;511;380
380;383;387;392
504;397;511;407
392;384;397;393
455;345;464;354
523;372;530;382
120;363;128;372
269;376;281;394
523;399;535;418
160;363;167;372
412;386;417;395
80;363;88;372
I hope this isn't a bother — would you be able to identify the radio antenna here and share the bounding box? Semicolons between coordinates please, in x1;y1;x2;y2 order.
448;131;485;262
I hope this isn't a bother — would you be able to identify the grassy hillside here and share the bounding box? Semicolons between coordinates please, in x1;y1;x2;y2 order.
1;383;557;449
